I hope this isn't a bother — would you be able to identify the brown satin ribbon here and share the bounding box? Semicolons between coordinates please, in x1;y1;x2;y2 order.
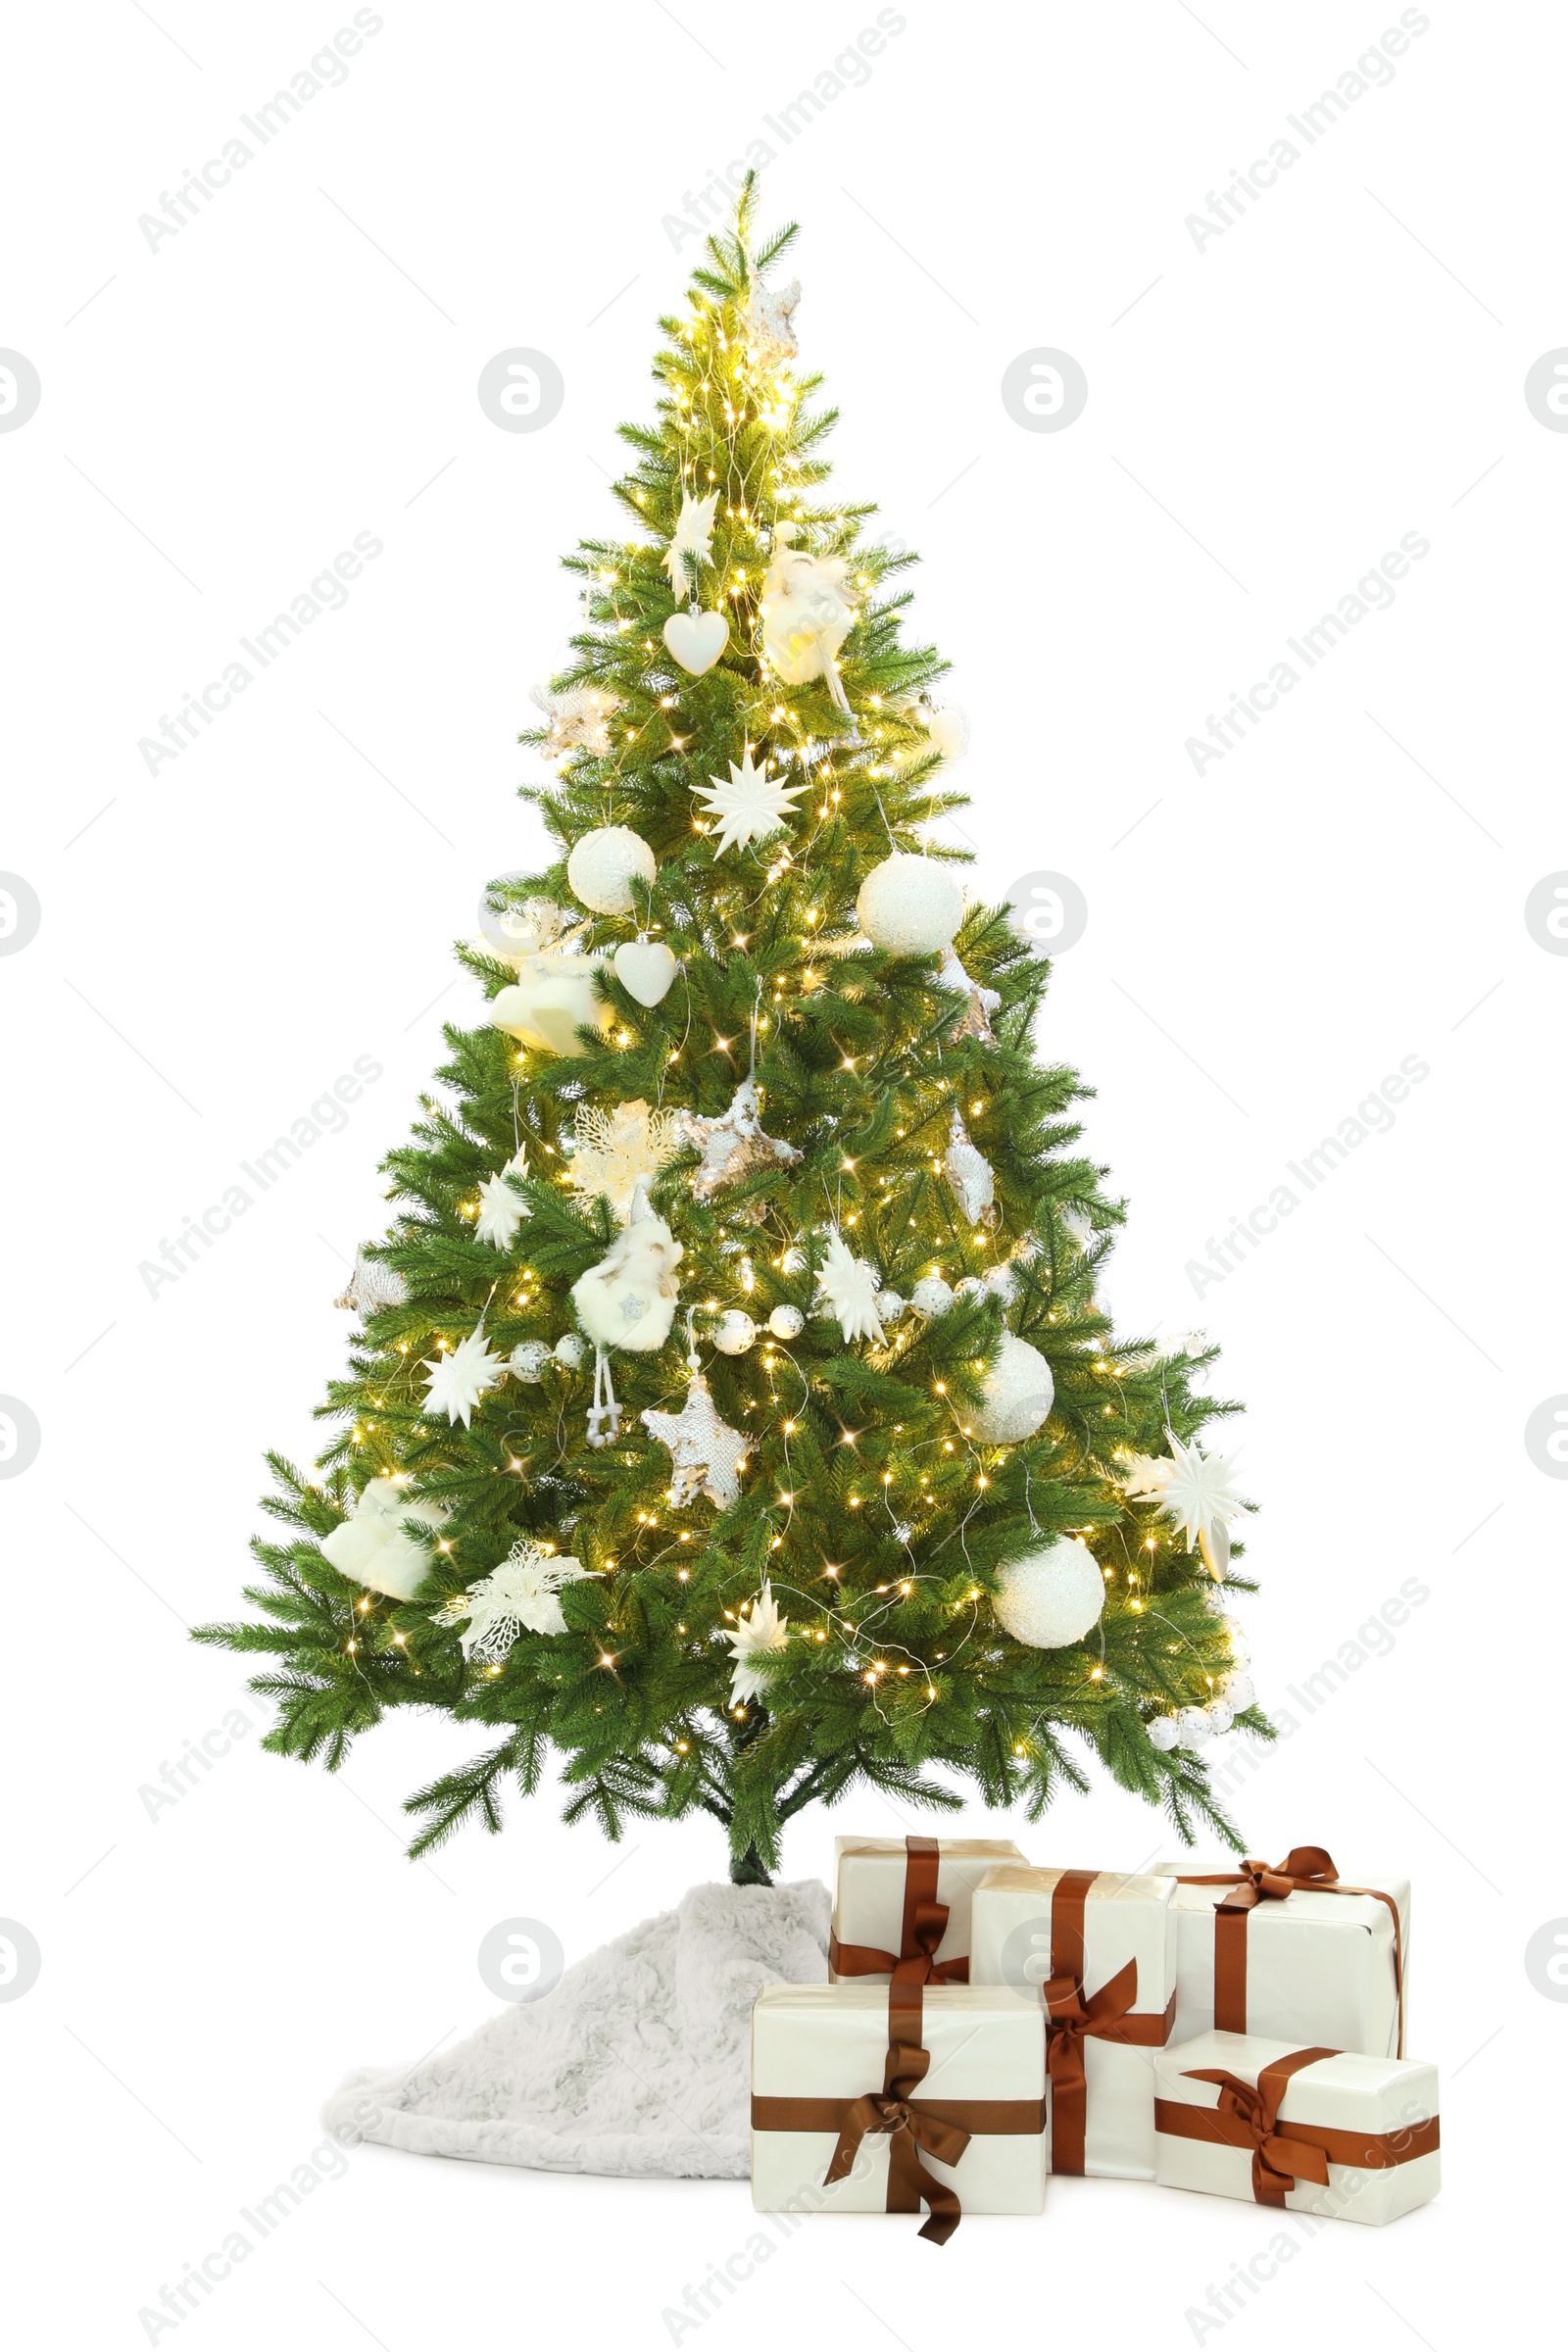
751;1979;1045;2246
1155;2048;1440;2207
1176;1846;1406;2055
1042;1868;1173;2176
829;1836;970;1985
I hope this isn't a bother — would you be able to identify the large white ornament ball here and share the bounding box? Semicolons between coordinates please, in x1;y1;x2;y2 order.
1221;1670;1254;1709
970;1333;1054;1444
510;1341;552;1382
554;1332;586;1369
713;1309;757;1355
767;1304;805;1340
993;1536;1105;1648
911;1276;954;1318
856;854;964;956
1175;1706;1212;1748
566;825;657;916
490;952;613;1058
1147;1715;1180;1752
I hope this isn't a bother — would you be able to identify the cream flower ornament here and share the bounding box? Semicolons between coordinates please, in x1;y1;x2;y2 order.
662;488;721;598
564;1100;683;1224
431;1540;591;1661
814;1228;886;1345
726;1579;789;1703
421;1321;509;1427
693;748;809;856
1119;1432;1250;1576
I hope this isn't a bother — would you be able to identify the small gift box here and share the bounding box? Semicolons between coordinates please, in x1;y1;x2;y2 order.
830;1834;1025;1985
969;1864;1176;2179
1154;2031;1440;2225
1155;1847;1410;2056
751;1980;1048;2240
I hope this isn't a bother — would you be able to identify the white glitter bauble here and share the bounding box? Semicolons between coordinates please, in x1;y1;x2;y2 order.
970;1334;1054;1444
1147;1715;1180;1752
954;1275;987;1300
992;1536;1105;1648
713;1309;757;1355
910;1276;954;1317
566;825;657;916
1175;1706;1212;1748
876;1291;906;1322
510;1341;552;1382
1203;1587;1231;1616
554;1332;586;1369
1221;1670;1254;1709
856;854;964;956
767;1304;805;1339
1226;1639;1250;1667
985;1262;1021;1305
1203;1698;1235;1735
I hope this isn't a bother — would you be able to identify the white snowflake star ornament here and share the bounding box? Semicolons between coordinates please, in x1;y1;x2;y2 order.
642;1371;751;1509
662;489;721;599
1120;1433;1250;1576
693;748;809;857
431;1539;592;1661
726;1578;790;1703
814;1228;886;1345
421;1321;509;1428
474;1152;530;1250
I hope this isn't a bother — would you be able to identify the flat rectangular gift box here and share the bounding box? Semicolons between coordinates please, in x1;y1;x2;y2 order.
751;1982;1048;2226
1154;2031;1440;2225
1153;1856;1411;2057
969;1864;1177;2179
830;1835;1025;1984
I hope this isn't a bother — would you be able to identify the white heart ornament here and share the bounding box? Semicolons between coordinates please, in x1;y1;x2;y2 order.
613;939;679;1006
663;610;729;676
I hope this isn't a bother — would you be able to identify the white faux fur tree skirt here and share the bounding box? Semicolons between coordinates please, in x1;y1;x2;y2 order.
323;1879;830;2179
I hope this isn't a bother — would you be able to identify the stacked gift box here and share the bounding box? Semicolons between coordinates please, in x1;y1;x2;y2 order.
752;1836;1437;2240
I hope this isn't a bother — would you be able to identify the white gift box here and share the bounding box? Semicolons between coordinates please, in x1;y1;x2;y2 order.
1154;2031;1440;2225
830;1835;1025;1984
969;1864;1176;2179
751;1982;1048;2231
1154;1855;1410;2056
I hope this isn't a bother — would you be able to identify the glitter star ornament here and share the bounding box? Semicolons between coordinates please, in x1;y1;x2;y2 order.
938;946;1001;1043
726;1578;789;1702
422;1321;508;1427
943;1108;995;1226
693;748;809;856
564;1099;682;1224
431;1540;592;1661
642;1370;750;1509
662;488;721;598
814;1229;886;1345
743;278;801;369
677;1075;801;1201
474;1153;530;1250
334;1246;408;1316
529;682;622;760
1119;1433;1250;1576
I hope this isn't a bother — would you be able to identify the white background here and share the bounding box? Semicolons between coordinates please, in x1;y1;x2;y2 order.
1;2;1560;2345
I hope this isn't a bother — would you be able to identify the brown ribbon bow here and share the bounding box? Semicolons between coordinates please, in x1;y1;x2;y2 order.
822;2027;971;2246
829;1836;970;1986
1040;1868;1174;2175
1177;2050;1336;2205
1177;1846;1406;2054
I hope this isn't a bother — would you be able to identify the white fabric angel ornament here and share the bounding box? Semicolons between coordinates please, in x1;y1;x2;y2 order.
760;522;857;715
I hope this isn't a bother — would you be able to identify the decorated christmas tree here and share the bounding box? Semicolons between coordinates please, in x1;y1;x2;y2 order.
197;183;1265;1885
